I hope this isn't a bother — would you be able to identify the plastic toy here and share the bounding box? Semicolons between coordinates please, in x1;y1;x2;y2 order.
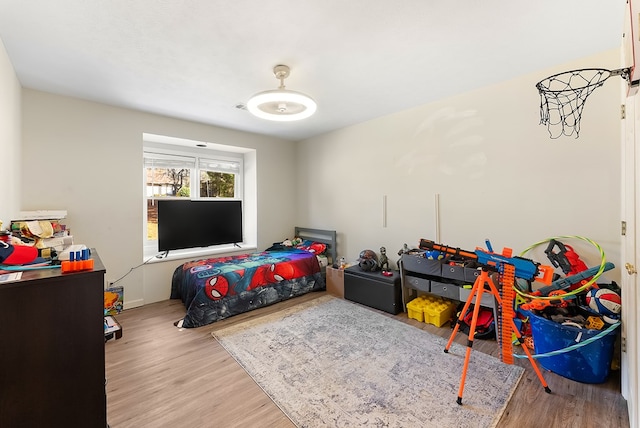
544;239;589;278
520;290;569;311
533;262;614;297
61;248;94;273
585;316;605;330
379;246;390;272
419;238;554;284
358;249;379;272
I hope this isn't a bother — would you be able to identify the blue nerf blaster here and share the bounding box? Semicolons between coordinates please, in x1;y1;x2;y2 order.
419;239;554;284
533;262;615;296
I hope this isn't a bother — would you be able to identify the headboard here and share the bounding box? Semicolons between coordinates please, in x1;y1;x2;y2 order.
294;226;338;266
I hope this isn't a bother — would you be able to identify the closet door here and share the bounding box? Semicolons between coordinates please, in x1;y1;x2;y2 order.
621;83;639;428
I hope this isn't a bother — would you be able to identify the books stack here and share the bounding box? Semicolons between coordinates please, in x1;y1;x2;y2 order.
10;210;72;251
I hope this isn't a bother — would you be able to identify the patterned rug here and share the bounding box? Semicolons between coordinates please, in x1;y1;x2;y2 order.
212;295;523;428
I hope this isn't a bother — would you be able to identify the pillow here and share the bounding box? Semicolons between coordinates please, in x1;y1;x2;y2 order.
281;237;303;247
295;239;327;255
277;237;328;255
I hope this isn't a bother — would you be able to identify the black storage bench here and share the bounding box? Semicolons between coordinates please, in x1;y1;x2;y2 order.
344;266;402;314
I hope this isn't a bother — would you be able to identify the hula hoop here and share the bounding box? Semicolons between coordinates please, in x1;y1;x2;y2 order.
516;235;607;301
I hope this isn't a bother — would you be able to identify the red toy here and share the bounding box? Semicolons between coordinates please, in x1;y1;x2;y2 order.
544;240;590;290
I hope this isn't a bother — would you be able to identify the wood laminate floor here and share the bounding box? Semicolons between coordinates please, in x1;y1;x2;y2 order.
105;292;629;427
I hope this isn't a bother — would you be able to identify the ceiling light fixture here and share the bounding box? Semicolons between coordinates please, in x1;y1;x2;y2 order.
247;65;317;121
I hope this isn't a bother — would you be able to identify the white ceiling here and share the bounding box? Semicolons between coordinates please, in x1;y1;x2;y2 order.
0;1;627;141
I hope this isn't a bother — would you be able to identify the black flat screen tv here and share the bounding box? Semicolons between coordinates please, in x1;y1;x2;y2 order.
157;199;243;252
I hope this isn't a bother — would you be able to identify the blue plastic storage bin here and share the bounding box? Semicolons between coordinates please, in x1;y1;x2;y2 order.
526;311;617;384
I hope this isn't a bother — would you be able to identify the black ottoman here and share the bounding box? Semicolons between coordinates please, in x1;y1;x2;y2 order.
344;266;402;314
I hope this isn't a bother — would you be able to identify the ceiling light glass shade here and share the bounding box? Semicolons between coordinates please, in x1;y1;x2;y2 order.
247;89;317;122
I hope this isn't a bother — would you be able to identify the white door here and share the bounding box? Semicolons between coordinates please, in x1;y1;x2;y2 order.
621;85;639;428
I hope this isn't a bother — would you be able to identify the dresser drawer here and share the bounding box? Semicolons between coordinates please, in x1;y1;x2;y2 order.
401;254;442;276
430;281;460;300
441;263;465;281
404;275;430;292
464;266;482;283
459;287;496;308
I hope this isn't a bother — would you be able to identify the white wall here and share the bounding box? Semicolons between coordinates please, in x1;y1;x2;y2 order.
21;90;296;306
0;39;22;226
297;49;622;281
18;48;623;308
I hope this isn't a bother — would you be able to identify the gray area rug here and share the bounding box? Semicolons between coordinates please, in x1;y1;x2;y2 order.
212;295;523;428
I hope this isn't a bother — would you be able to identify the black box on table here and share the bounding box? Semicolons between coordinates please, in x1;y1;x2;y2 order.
344;266;402;314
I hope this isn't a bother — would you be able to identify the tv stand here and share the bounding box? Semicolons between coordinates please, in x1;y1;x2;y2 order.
157;250;169;259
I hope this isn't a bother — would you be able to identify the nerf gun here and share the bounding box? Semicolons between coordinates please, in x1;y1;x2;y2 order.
419;239;554;284
544;239;589;277
520;290;569;311
533;262;615;296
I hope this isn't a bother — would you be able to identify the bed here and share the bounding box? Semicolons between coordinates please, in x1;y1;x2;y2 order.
171;227;337;328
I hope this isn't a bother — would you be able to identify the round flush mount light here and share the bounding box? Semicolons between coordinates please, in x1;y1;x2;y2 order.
247;65;317;121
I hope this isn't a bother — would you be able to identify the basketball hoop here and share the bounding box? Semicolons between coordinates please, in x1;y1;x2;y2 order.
536;68;629;139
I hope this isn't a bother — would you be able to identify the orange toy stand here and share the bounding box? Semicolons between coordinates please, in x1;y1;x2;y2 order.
444;267;551;405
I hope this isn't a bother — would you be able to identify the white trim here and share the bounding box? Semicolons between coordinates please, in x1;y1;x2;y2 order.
123;298;145;310
144;243;258;264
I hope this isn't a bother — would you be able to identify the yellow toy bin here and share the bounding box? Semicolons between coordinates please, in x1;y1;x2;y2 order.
407;298;426;322
407;295;457;327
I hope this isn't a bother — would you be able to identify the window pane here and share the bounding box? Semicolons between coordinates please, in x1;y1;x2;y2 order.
198;158;240;173
145;152;196;169
146;167;191;197
199;170;235;198
147;199;158;240
146;167;191;241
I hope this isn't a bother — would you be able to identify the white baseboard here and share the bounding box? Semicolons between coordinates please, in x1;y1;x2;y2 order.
124;299;144;310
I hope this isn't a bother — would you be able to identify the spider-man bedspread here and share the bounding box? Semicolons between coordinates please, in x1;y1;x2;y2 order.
170;248;325;328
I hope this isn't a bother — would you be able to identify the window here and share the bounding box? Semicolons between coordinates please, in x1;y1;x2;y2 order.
143;136;249;258
198;158;240;198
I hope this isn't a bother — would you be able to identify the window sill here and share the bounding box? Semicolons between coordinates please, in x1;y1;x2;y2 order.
143;243;258;264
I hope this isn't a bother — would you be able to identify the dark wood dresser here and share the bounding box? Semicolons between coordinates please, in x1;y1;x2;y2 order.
0;250;107;428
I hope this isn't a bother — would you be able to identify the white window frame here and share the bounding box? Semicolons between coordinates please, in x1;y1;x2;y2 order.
143;135;254;261
197;156;242;199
